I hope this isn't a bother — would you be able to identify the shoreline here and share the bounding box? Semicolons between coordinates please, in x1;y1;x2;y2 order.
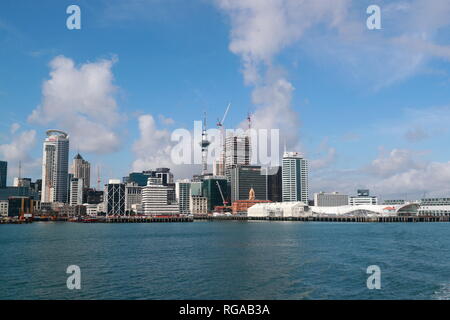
1;215;450;224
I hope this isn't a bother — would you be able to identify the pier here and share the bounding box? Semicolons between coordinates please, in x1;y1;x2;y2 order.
195;215;450;223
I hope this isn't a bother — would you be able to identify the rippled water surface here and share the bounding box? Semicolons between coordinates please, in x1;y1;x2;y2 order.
0;221;449;299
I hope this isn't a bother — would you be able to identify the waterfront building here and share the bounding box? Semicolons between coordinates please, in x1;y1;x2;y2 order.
230;165;266;203
175;180;191;214
189;195;208;215
202;176;228;212
419;198;450;216
0;200;8;217
7;197;38;218
248;201;309;218
349;189;378;205
231;187;271;215
59;204;86;217
0;161;6;188
72;154;90;189
104;179;126;215
125;182;142;213
282;152;309;203
84;188;104;204
142;178;179;216
41;130;69;203
225;134;251;180
310;203;418;217
314;192;349;207
69;177;84;206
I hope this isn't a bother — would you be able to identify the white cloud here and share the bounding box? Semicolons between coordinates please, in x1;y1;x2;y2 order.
217;0;350;149
28;55;122;154
368;148;424;178
373;161;450;197
131;114;200;179
0;129;40;180
132;114;172;171
10;123;20;134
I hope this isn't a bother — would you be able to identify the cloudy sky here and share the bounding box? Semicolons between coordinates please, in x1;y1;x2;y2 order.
1;0;450;200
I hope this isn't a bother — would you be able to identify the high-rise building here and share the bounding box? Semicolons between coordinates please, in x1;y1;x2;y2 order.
69;177;84;206
176;180;191;214
125;182;142;213
225;134;251;180
202;176;228;211
230;165;266;203
41;130;69;203
282;152;309;203
265;166;282;202
0;161;7;188
72;154;90;189
142;178;179;216
126;168;174;187
104;179;125;215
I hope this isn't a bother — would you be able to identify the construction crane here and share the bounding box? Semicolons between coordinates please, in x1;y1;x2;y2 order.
216;103;231;176
216;181;228;206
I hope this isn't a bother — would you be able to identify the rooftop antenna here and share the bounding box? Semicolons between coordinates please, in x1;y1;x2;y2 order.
247;112;252;130
200;112;211;175
18;160;22;180
97;165;101;190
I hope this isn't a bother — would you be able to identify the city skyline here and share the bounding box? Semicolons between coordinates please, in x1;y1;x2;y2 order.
1;1;450;200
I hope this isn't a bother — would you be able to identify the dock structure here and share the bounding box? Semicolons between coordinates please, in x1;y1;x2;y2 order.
195;215;450;223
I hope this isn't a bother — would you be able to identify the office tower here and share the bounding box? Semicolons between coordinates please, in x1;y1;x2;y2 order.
176;180;191;214
265;166;282;202
69;177;84;206
125;182;142;213
225;134;251;180
72;154;90;189
104;179;125;215
230;165;266;203
142;178;179;216
282;152;309;203
0;161;7;188
202;176;228;212
127;168;174;187
314;192;349;207
41;130;69;203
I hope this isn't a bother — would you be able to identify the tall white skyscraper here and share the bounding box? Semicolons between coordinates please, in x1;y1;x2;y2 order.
41;130;69;203
282;152;309;203
72;153;90;189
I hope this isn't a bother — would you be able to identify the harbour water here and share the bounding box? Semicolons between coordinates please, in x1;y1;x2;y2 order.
0;221;449;300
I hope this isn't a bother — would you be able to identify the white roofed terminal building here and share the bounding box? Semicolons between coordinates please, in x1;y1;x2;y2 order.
248;202;419;218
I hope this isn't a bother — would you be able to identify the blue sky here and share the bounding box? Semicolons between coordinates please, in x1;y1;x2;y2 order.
1;0;450;199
